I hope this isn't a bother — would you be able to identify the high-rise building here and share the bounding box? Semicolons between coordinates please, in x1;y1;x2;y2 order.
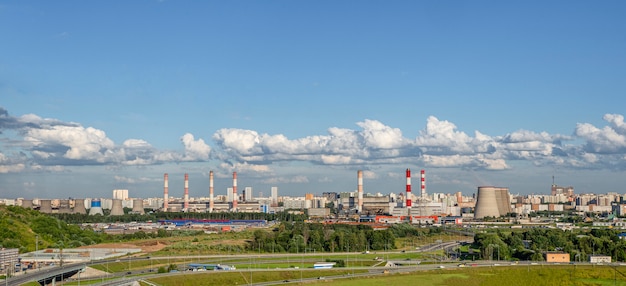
271;187;278;207
227;187;234;202
244;187;253;202
113;189;129;200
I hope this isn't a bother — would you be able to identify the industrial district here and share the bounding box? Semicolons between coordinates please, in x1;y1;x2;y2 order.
2;168;626;285
3;169;624;224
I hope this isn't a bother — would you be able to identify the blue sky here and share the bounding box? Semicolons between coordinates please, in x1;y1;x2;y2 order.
1;1;626;200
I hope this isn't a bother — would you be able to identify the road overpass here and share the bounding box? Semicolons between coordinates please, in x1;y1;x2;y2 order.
5;263;85;286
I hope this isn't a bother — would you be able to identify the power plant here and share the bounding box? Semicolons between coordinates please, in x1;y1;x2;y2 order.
89;199;104;215
21;199;33;209
110;199;124;216
73;198;87;214
473;186;511;219
131;199;145;214
40;199;52;213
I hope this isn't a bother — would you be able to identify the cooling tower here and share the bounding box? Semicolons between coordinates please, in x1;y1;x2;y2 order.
497;188;512;216
73;199;87;214
39;199;52;213
21;199;33;209
110;199;124;216
58;199;72;214
89;199;104;215
474;186;511;219
131;199;145;214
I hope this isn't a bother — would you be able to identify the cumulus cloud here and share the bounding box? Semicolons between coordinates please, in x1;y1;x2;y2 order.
114;175;157;184
575;115;626;154
180;133;211;161
262;175;309;184
0;107;213;171
4;105;626;175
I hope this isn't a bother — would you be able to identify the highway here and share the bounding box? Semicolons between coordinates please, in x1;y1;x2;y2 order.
3;240;485;286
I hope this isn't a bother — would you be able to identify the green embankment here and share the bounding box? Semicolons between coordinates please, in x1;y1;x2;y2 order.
141;265;626;286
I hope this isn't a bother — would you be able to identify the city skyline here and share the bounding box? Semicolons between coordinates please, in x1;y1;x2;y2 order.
2;1;626;199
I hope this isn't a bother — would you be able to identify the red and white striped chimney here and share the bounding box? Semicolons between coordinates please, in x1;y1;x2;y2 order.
163;173;169;211
357;170;363;213
421;169;426;199
406;169;412;209
209;171;214;212
232;171;238;211
184;173;189;210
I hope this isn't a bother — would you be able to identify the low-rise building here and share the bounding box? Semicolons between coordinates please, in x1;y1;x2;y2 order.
545;252;570;263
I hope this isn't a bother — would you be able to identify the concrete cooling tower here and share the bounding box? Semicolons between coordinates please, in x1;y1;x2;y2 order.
73;199;87;214
131;199;145;214
21;199;33;209
89;199;104;215
39;199;52;213
110;199;124;216
58;199;72;214
474;186;511;219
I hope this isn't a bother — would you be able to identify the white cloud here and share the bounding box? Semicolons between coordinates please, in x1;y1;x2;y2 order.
180;133;211;161
263;175;309;184
575;119;626;154
23;125;115;162
0;163;25;173
6;105;626;176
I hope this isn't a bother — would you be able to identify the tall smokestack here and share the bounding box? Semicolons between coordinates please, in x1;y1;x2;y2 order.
421;169;426;199
357;170;363;213
209;171;214;212
406;169;412;210
184;173;189;210
164;173;169;211
232;172;238;211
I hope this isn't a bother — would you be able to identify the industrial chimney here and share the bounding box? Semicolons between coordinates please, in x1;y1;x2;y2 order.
357;170;363;213
232;172;238;211
406;169;412;210
209;171;214;213
163;173;169;211
420;169;426;199
184;173;189;210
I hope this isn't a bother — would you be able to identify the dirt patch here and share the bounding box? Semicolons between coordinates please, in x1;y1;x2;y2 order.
79;240;169;253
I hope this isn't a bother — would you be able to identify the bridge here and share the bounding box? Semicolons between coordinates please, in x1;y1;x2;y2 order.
5;263;85;286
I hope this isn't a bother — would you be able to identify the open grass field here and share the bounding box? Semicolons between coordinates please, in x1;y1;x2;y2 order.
142;265;626;286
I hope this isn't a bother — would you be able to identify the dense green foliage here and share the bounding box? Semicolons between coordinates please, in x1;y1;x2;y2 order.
0;205;207;253
0;205;106;252
472;228;626;262
51;210;307;224
249;222;396;253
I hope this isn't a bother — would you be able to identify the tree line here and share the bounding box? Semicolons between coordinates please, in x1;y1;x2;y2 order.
51;209;307;224
248;222;411;253
472;228;626;262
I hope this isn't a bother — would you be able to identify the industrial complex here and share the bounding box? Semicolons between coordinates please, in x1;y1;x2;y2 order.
5;167;626;226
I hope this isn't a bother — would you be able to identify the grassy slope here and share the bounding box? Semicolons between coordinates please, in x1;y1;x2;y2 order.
0;205;40;252
144;265;626;286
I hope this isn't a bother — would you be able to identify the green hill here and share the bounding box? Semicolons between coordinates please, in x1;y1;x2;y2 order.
0;205;104;252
